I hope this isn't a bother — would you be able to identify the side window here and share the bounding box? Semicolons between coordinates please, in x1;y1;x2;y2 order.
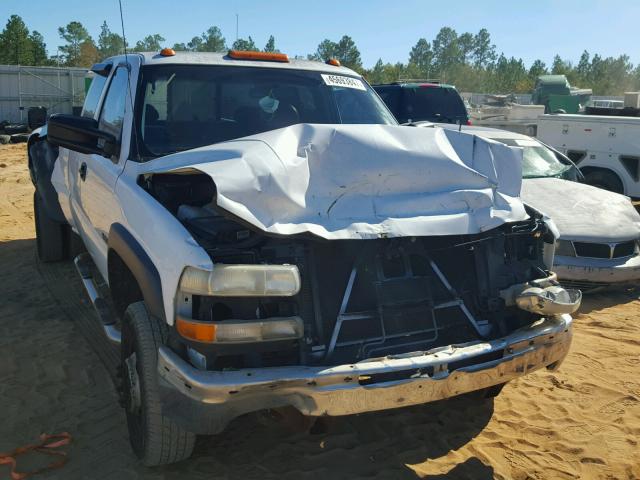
81;73;108;119
376;88;400;116
566;150;587;164
98;67;129;141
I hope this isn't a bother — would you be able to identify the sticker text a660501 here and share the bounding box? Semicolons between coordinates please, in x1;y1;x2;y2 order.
321;74;366;91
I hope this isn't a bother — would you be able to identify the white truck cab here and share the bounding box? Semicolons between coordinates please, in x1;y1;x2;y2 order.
28;49;578;466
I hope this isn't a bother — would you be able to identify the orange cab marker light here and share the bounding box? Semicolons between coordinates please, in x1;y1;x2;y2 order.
326;58;341;67
160;47;176;57
228;50;289;62
176;317;217;342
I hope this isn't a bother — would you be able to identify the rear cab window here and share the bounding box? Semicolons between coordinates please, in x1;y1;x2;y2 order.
400;86;468;124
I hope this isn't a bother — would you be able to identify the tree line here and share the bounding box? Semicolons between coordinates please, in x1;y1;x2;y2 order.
1;14;639;95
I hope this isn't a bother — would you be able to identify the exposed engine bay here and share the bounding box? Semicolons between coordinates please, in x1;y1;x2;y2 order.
142;171;558;370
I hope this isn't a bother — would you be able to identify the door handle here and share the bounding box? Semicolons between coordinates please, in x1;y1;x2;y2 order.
79;162;87;181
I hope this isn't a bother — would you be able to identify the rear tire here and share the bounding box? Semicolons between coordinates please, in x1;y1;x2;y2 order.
582;170;624;194
34;191;67;262
121;302;195;466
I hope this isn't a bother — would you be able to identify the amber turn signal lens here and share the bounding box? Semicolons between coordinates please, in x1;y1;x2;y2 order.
159;48;176;57
176;317;216;342
227;50;289;62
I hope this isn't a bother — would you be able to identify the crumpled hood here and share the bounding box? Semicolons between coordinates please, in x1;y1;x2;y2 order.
143;124;528;240
521;177;640;242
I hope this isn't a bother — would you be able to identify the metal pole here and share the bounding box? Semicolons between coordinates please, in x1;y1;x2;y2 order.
69;69;74;115
17;65;23;122
57;48;62;114
236;14;239;41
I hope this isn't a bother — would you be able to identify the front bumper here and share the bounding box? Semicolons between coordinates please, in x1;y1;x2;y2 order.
554;253;640;286
157;315;573;434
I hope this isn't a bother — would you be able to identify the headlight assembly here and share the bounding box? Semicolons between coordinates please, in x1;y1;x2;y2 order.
179;265;301;297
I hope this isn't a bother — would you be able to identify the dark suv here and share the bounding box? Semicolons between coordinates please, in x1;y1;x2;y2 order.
373;81;469;125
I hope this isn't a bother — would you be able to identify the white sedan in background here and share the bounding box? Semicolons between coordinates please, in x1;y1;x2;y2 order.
421;124;640;291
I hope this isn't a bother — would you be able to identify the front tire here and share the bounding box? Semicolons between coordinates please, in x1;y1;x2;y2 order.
121;302;195;466
34;191;66;262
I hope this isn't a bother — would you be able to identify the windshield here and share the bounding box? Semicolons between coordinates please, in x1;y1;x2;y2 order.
401;87;467;124
496;138;571;178
136;65;396;158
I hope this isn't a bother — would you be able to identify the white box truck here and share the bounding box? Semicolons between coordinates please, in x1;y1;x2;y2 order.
537;113;640;197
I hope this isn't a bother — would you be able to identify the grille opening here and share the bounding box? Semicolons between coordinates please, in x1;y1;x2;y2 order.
573;242;611;258
572;240;637;259
613;241;636;258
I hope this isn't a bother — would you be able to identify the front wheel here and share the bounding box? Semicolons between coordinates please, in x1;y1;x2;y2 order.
121;302;195;466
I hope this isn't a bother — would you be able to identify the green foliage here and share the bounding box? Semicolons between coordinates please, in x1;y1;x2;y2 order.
365;26;639;94
529;59;548;79
182;26;227;52
1;14;639;95
29;31;48;65
58;21;96;66
97;21;125;58
133;34;165;52
264;35;277;53
195;27;227;52
432;27;462;76
0;15;52;65
232;36;257;52
309;35;362;71
408;38;433;77
473;28;496;68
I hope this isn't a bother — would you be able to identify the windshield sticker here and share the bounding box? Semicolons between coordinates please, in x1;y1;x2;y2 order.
321;74;366;91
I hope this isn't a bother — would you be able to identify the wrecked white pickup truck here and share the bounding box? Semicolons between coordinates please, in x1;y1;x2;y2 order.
28;50;580;466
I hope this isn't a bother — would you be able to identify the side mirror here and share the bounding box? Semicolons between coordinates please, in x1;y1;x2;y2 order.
47;114;117;158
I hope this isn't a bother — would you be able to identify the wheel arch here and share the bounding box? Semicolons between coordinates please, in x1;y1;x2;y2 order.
579;166;625;193
108;223;166;322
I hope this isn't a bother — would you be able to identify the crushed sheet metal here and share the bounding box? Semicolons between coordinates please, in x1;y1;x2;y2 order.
521;177;640;242
143;124;529;240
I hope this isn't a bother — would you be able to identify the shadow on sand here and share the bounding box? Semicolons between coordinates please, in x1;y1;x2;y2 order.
577;286;639;315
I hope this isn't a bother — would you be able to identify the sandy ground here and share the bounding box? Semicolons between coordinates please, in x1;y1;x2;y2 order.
0;142;639;479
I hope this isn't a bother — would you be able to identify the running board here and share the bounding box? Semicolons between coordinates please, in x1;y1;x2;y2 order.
73;253;121;345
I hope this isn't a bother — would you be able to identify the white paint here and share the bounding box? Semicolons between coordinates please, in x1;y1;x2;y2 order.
521;177;640;243
143;123;528;240
537;113;640;197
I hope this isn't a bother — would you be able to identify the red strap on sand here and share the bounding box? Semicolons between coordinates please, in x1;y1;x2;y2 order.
0;433;71;480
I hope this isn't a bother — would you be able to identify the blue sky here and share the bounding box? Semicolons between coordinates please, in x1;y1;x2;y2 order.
3;0;640;68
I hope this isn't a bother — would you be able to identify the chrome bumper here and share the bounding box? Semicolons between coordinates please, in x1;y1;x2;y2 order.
158;315;573;421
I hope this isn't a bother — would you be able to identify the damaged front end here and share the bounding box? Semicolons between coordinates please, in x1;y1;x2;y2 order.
138;125;578;431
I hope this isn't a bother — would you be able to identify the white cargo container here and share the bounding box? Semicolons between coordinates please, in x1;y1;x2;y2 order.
537;113;640;197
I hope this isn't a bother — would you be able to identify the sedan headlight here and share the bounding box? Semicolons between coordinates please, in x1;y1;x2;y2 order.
179;265;301;297
554;240;576;257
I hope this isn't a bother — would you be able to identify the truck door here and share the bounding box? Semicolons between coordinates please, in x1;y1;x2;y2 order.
69;64;132;277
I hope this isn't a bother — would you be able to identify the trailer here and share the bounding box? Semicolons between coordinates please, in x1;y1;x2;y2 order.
537;113;640;197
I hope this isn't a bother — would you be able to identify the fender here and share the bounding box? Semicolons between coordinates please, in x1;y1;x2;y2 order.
108;223;166;322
